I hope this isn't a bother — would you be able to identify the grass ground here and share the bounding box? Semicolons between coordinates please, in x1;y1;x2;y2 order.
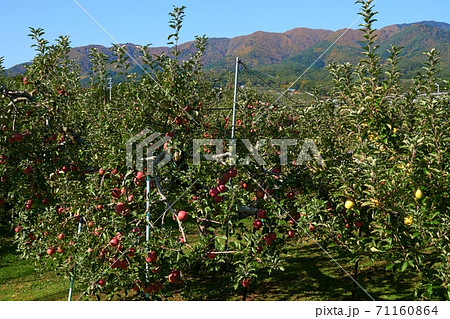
0;225;418;301
183;241;418;301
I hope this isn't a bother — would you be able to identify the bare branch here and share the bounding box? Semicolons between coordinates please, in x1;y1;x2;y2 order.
207;250;238;255
153;172;187;243
196;217;222;225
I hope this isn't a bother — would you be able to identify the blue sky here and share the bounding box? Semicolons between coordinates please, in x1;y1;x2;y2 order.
0;0;448;68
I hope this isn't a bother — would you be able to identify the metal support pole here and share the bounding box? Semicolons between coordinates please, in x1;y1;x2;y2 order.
108;77;112;101
68;217;83;301
225;57;240;251
231;57;239;140
145;175;151;300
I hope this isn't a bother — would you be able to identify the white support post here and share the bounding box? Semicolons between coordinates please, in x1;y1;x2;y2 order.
68;217;83;301
231;57;240;140
145;175;151;300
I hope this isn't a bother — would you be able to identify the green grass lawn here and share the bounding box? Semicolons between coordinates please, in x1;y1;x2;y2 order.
0;227;72;301
0;225;418;301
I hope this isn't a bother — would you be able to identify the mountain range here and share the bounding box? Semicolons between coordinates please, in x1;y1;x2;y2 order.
7;21;450;89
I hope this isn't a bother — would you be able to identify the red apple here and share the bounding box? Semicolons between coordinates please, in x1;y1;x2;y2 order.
25;199;33;210
132;280;141;292
309;224;315;231
58;207;65;214
241;182;249;190
271;167;281;174
46;247;56;255
136;171;145;180
98;168;105;176
355;220;364;228
57;233;65;240
177;210;188;221
41;198;49;205
174;116;183;125
111;258;120;268
227;168;237;178
110;237;119;247
111;188;121;198
288;230;296;238
146;251;158;263
119;260;128;270
253;219;263;230
263;235;274;246
98;279;106;287
217;184;227;193
268;232;277;241
23;165;33;174
256;209;267;219
151;265;161;273
255;190;265;199
209;187;219;197
213;196;223;203
14;133;23;142
206;252;217;259
115;232;123;240
61;166;69;173
241;278;250;288
14;225;22;233
143;283;154;294
115;203;126;214
168;269;180;283
286;191;295;199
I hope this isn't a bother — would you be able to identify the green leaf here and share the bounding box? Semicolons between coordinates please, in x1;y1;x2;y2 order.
385;262;394;270
401;261;408;272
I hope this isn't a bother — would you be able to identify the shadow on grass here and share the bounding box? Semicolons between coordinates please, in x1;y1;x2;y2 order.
246;242;417;301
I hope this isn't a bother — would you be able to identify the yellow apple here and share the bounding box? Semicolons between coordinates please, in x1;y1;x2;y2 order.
414;189;423;199
404;216;413;226
345;200;355;210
